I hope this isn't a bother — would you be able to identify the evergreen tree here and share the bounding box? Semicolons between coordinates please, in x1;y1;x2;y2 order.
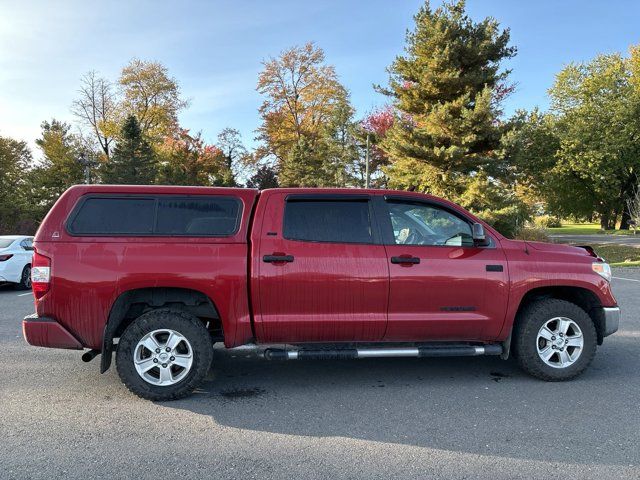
0;136;33;233
380;0;516;197
102;115;157;184
279;137;327;187
246;165;279;189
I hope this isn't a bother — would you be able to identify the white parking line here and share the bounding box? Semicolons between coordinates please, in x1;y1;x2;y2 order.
17;292;33;297
613;276;640;283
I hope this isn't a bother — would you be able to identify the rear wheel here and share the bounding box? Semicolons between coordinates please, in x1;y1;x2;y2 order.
514;299;597;381
15;265;31;290
116;308;213;400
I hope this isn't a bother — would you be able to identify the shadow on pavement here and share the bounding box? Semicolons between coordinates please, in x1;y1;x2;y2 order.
163;340;639;467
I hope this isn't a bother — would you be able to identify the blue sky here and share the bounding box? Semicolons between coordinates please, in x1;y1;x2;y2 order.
1;0;639;154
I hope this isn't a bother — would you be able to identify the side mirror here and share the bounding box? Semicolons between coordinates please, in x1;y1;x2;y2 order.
472;223;489;247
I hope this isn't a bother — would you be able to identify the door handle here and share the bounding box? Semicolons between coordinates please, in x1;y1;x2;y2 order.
391;256;420;265
263;254;294;263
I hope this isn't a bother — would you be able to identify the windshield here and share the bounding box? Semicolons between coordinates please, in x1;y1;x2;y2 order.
0;238;16;248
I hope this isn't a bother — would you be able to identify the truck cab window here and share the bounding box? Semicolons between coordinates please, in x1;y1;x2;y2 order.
284;200;373;243
387;201;473;246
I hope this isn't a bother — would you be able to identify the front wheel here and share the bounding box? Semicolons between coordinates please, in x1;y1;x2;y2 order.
116;309;213;400
514;299;597;381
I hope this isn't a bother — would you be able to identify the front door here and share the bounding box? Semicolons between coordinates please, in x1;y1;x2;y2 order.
376;196;509;341
254;193;389;343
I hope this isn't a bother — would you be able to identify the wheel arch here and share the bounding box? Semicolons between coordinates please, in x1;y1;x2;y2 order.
100;287;222;373
511;286;606;351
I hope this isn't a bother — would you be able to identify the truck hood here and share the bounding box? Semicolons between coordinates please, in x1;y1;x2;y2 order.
525;241;597;257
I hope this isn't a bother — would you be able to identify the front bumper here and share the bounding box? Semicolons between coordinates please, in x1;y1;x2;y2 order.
22;313;83;349
602;307;620;337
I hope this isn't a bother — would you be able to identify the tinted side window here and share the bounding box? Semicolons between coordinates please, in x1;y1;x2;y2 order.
69;198;156;235
284;200;373;244
68;196;241;236
387;201;473;246
156;198;239;235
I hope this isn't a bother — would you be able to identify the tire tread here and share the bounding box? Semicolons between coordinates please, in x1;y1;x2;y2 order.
116;308;213;401
514;298;597;381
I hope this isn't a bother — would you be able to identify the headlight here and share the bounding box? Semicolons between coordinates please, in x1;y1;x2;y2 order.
592;262;612;282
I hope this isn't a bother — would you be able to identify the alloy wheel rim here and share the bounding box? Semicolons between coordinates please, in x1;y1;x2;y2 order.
536;317;583;369
134;329;194;386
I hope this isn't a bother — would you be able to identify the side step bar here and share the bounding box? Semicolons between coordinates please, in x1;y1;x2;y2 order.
263;344;502;361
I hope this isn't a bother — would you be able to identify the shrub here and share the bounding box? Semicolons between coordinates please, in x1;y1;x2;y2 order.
533;215;562;229
476;205;529;239
514;227;550;242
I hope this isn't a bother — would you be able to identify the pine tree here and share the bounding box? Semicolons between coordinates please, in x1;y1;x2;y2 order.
279;137;327;187
102;115;157;184
246;165;279;189
380;0;516;197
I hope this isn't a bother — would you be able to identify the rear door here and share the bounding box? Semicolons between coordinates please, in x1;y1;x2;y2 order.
254;192;389;343
375;196;509;341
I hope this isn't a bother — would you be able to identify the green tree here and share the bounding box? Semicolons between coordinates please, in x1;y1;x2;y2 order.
246;164;279;189
102;115;157;184
323;96;360;186
30;120;87;218
379;0;516;198
511;48;640;229
0;136;33;234
279;136;327;187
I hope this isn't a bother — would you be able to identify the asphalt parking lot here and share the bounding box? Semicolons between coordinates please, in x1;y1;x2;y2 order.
1;270;639;480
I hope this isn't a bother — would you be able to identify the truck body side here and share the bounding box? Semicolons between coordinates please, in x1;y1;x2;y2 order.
24;185;618;364
26;185;258;351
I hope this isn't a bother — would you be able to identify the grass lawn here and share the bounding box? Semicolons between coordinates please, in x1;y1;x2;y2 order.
548;223;638;236
590;244;640;267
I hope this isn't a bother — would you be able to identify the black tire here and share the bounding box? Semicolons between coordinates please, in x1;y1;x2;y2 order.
514;298;597;381
15;265;31;290
116;308;213;401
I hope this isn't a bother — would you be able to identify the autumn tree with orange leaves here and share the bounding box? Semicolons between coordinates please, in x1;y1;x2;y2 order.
156;128;235;187
257;42;355;187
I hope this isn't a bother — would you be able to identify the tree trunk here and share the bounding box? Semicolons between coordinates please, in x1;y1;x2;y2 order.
620;206;632;230
619;172;638;230
600;213;610;230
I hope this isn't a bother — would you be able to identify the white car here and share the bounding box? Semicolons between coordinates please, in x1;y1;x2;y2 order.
0;235;34;289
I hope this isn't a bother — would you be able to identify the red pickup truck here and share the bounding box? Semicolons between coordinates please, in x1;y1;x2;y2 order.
23;185;620;400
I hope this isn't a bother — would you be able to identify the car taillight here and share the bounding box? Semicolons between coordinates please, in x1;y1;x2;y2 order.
31;250;51;299
0;254;13;261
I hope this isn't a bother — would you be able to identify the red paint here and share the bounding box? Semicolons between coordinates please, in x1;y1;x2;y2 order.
23;316;83;349
23;185;618;356
383;243;509;341
251;192;388;343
